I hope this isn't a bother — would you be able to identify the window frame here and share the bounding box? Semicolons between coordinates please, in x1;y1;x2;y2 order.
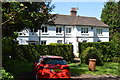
41;40;47;45
81;27;89;34
96;29;103;35
66;27;72;34
56;27;62;34
57;40;62;44
41;26;48;33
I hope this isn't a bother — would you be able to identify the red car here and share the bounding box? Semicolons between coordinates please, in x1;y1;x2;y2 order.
33;55;71;79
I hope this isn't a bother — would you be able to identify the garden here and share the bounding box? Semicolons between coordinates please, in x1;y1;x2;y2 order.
1;41;120;79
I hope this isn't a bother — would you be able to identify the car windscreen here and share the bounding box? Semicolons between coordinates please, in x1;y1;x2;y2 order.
43;58;67;65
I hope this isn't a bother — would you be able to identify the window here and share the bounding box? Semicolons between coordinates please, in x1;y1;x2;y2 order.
57;40;62;44
83;40;87;42
96;29;102;35
56;27;62;33
43;58;67;65
41;40;46;44
66;27;72;33
42;27;47;33
31;28;38;32
97;40;101;42
29;43;36;45
81;28;88;33
19;33;22;35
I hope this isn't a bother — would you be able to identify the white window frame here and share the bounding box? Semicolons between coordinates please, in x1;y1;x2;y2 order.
96;29;102;35
41;26;48;33
81;27;88;34
41;40;47;45
56;27;62;34
66;27;72;34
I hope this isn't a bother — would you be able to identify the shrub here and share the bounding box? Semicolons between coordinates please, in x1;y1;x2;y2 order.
81;47;103;66
0;68;14;80
79;42;119;62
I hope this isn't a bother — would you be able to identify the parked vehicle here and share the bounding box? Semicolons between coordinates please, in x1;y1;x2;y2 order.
33;55;71;79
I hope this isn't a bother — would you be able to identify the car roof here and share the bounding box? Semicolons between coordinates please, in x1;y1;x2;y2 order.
40;55;63;59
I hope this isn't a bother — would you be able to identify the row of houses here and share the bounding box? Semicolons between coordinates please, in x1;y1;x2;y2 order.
17;8;110;57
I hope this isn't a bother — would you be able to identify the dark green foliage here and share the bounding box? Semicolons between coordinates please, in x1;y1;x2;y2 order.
81;47;103;66
0;68;14;80
2;2;56;37
79;42;120;62
3;43;74;64
101;1;120;40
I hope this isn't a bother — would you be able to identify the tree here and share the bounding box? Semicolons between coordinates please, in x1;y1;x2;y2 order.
101;1;120;40
2;2;56;38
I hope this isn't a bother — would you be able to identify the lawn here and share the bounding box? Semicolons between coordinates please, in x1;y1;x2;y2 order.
69;62;119;76
4;62;33;76
3;62;119;79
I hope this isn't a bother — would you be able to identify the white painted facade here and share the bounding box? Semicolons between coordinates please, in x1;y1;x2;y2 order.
17;25;109;57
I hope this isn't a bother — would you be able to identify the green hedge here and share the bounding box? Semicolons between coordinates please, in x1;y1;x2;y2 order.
79;42;120;62
17;44;74;62
3;44;74;63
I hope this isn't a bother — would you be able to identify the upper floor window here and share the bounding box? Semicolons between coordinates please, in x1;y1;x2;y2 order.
81;28;88;33
66;27;72;33
96;29;102;35
42;26;47;33
56;27;62;33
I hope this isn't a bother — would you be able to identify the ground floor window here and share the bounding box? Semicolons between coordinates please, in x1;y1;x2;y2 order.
83;40;87;42
27;41;38;45
57;40;62;44
29;43;36;45
97;40;101;42
41;40;46;44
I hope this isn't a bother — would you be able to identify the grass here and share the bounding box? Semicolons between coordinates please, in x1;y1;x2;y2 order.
4;62;120;78
4;62;33;76
69;62;119;76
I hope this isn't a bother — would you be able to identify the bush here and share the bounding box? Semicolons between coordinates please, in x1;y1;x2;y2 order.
0;68;14;80
81;47;103;66
79;42;120;62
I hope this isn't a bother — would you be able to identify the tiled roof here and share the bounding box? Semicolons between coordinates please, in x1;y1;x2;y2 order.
54;14;110;27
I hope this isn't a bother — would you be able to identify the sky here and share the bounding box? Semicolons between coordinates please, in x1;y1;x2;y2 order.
50;2;105;20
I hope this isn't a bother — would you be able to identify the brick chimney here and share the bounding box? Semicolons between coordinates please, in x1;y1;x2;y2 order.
70;8;77;16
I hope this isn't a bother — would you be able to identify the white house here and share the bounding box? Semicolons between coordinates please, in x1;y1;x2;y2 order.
17;8;110;57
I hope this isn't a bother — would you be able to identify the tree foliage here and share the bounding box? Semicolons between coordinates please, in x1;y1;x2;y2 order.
2;2;56;38
101;1;120;40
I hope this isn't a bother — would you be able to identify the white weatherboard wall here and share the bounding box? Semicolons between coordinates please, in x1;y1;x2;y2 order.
17;26;109;57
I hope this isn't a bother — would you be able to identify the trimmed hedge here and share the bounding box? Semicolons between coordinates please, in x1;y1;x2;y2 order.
17;44;74;62
3;44;74;63
79;42;120;62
